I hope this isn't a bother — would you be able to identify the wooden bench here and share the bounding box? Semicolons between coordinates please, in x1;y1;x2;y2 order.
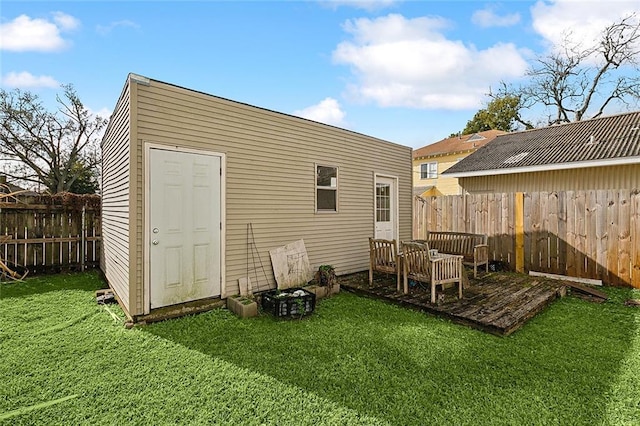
424;231;489;278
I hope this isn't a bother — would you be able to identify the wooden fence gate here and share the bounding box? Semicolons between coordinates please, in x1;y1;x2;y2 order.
414;190;640;288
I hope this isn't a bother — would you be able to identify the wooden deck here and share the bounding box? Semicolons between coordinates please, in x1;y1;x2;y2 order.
338;271;567;336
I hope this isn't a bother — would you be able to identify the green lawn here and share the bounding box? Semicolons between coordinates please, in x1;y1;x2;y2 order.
1;272;639;425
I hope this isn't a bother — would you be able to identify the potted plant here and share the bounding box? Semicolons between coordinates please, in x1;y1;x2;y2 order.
304;265;340;299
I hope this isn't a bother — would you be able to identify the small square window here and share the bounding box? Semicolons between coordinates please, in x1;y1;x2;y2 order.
420;162;438;179
316;165;337;212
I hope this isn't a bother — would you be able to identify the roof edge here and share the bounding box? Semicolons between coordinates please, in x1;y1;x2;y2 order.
444;156;640;177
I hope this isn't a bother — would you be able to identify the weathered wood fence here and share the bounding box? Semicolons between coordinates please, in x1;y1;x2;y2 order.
0;196;101;274
414;190;640;288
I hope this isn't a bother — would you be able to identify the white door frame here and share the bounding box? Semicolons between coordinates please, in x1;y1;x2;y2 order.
143;142;226;314
373;173;399;241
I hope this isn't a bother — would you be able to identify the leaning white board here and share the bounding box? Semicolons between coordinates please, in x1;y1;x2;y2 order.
269;239;313;289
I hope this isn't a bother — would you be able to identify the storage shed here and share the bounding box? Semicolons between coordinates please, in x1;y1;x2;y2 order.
101;74;412;321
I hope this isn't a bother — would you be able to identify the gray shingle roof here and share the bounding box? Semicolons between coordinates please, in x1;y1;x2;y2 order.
443;111;640;176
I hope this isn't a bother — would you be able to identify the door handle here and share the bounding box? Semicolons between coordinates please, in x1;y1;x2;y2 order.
152;240;159;245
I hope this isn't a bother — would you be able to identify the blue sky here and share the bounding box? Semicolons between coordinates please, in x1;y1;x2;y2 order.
1;0;638;149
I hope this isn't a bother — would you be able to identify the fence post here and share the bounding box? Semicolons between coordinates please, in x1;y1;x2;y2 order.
515;192;525;273
81;205;86;272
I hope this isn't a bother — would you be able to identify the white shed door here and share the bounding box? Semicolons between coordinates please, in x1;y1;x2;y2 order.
375;176;397;241
149;148;221;309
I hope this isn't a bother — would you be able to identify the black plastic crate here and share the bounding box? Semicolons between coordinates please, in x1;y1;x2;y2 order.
261;287;316;318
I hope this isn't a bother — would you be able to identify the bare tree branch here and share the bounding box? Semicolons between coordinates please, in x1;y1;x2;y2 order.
497;13;639;126
0;85;106;193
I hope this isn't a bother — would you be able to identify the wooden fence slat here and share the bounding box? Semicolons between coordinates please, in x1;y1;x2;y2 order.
523;193;532;271
607;190;620;285
632;190;640;287
458;194;466;232
489;194;497;261
575;191;586;278
565;191;577;278
507;193;515;267
548;192;559;273
540;192;549;270
585;191;597;279
557;191;567;274
530;192;541;271
618;190;631;285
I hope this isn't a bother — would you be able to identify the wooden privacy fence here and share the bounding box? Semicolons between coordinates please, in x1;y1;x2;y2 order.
414;190;640;288
0;195;101;275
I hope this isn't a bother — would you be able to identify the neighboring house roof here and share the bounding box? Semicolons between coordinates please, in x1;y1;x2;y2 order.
413;129;507;160
0;175;39;197
413;185;434;196
0;175;24;193
444;111;640;177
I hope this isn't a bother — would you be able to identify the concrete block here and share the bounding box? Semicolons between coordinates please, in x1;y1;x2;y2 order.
227;295;258;318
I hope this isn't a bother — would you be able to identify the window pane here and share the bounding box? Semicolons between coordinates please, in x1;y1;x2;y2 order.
428;162;438;178
317;166;337;187
317;189;336;211
376;183;390;222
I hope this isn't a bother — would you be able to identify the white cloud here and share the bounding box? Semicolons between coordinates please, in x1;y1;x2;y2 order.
96;20;140;36
319;0;399;11
52;11;80;31
88;107;112;120
1;71;59;88
332;14;529;110
293;98;347;127
531;0;639;52
472;7;520;28
0;12;79;52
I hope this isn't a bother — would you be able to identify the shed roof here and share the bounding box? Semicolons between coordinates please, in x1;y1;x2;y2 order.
413;129;506;160
444;111;640;177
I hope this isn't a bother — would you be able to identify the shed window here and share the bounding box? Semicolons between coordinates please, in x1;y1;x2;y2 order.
316;165;337;212
421;162;438;179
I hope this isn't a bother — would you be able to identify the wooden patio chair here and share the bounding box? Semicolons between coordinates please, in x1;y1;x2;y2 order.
368;238;400;291
401;241;463;304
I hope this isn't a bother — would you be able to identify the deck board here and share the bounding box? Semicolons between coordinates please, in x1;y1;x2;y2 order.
338;271;566;336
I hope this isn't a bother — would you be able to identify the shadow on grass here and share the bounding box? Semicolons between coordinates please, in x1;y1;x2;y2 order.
0;270;106;299
143;279;640;425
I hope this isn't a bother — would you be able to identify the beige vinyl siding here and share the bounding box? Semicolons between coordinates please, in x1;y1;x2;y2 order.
101;81;132;316
133;79;411;301
460;164;640;194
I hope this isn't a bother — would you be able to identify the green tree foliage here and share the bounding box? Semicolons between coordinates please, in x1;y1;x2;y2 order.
0;85;106;194
44;160;100;194
462;95;532;134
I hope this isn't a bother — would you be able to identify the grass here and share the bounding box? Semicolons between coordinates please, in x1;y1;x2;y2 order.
1;272;639;425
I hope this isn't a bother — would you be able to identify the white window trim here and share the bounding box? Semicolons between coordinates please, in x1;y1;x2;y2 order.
421;161;438;179
315;163;339;213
